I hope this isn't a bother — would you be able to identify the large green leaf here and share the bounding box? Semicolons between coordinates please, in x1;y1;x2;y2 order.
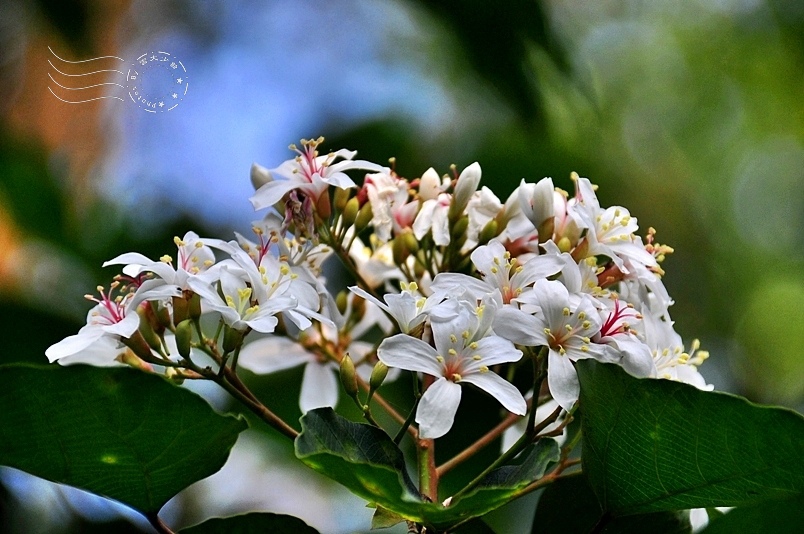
295;408;558;529
532;475;691;534
180;512;319;534
700;494;804;534
0;363;247;513
576;360;804;516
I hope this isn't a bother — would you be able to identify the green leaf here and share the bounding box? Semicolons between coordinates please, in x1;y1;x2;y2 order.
533;475;691;534
295;408;558;530
576;360;804;516
0;363;247;513
180;513;320;534
700;494;804;534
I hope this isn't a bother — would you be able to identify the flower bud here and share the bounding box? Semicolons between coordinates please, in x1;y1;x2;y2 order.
450;215;469;242
153;301;172;330
339;355;359;399
519;177;555;236
478;219;499;245
223;325;244;354
392;237;409;265
250;162;273;190
343;197;360;227
165;367;185;385
116;349;154;372
333;186;351;213
336;291;349;315
188;291;202;320
351;292;366;319
355;202;373;232
369;361;389;392
137;307;163;353
419;168;441;201
449;162;481;220
316;187;332;220
175;319;194;359
172;295;189;325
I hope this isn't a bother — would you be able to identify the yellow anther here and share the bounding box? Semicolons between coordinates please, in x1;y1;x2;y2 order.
462;330;471;339
476;305;485;318
559;347;566;355
160;255;172;263
409;282;419;292
246;305;259;314
259;266;267;274
279;265;291;276
173;236;184;246
503;251;511;259
614;209;621;217
225;295;236;307
544;328;551;335
190;267;200;274
469;341;478;350
451;373;462;382
562;307;571;316
436;355;445;363
291;273;298;279
237;288;252;301
194;241;204;248
515;266;524;273
191;256;199;263
493;257;500;265
479;366;489;373
204;260;214;267
450;334;458;343
448;348;457;356
472;355;481;361
578;311;586;320
582;320;591;329
565;324;573;332
490;266;498;274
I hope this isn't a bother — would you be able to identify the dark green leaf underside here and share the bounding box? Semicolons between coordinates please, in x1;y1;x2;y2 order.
295;408;558;529
180;512;320;534
577;361;804;516
0;363;247;513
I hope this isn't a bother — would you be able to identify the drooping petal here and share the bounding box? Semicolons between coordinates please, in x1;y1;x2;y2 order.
238;337;313;374
377;334;442;376
299;362;339;413
45;326;105;362
460;372;526;415
249;180;299;210
547;349;580;411
416;378;462;439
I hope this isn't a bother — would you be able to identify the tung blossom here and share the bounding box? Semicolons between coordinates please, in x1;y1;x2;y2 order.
377;300;526;438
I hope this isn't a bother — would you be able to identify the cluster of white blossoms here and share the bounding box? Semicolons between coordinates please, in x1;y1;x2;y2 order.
47;137;710;440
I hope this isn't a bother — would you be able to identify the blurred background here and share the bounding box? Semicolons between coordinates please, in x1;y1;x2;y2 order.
0;0;802;532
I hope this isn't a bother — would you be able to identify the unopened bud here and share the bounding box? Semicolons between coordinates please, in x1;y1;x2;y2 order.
333;186;351;213
343;197;360;227
137;307;163;353
339;355;359;399
537;217;555;244
250;162;273;190
557;236;573;253
172;295;189;325
116;349;154;372
351;293;367;319
392;238;409;265
449;162;481;220
336;291;349;315
316;187;332;220
355;202;373;232
478;219;499;245
450;215;469;241
402;230;419;254
369;361;389;392
165;367;185;385
175;319;194;359
413;261;426;279
222;325;244;353
154;302;172;330
188;292;202;320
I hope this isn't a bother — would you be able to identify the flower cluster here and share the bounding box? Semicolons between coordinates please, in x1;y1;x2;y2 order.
47;137;709;442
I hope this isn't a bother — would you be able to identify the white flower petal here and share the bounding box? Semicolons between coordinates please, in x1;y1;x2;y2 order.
377;334;442;376
493;307;544;346
299;362;339;413
45;326;104;362
238;337;313;374
416;378;462;439
547;349;580;411
461;372;526;415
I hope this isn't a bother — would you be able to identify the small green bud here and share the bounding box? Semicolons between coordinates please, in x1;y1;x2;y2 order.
450;215;469;240
557;236;573;253
116;349;154;372
392;237;409;265
402;230;419;254
333;186;351;213
153;301;172;330
172;295;189;325
342;197;360;227
336;291;349;315
355;202;373;231
164;367;185;385
137;307;163;353
369;361;389;393
478;219;499;245
175;319;194;359
339;355;359;399
222;325;244;353
316;187;332;220
188;291;202;320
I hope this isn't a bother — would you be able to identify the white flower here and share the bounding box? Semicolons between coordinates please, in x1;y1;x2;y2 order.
363;171;412;242
377;300;526;438
432;239;563;304
413;193;452;246
451;162;482;216
103;231;216;291
465;186;503;247
348;236;404;289
349;282;448;334
46;282;178;365
642;310;712;390
518;177;555;232
249;138;385;210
